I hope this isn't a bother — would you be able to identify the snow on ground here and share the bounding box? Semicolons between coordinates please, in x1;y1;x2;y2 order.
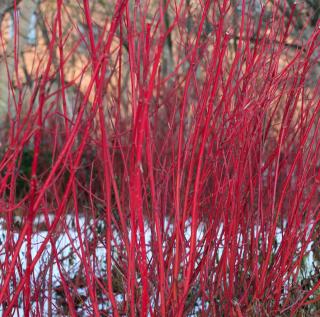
0;215;316;315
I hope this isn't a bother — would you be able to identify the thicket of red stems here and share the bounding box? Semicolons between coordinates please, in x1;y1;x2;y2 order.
0;0;319;316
